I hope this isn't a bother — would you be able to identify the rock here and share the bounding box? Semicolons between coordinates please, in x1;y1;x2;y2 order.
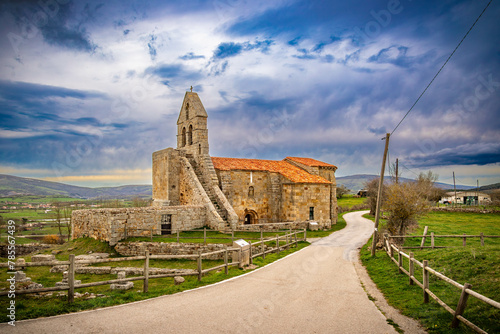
92;253;109;259
51;250;63;255
50;265;69;273
174;276;185;285
244;264;258;271
110;282;134;290
117;271;126;280
15;271;30;282
31;254;56;262
68;248;74;251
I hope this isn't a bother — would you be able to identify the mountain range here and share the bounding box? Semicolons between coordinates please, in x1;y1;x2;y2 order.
0;173;495;200
335;174;479;193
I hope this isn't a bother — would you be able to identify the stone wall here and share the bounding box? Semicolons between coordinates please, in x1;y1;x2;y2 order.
152;148;181;207
281;183;332;229
219;170;281;224
234;222;310;231
179;157;225;230
0;244;51;257
114;241;274;260
72;206;206;246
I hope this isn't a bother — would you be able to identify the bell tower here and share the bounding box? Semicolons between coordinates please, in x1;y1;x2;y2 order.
176;91;209;157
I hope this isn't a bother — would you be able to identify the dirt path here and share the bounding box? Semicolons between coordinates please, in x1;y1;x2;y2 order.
2;211;425;333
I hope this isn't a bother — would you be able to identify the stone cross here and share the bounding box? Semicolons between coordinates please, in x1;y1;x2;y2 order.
190;86;193;92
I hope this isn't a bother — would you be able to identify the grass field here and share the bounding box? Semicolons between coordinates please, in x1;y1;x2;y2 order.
361;211;500;333
0;237;311;322
337;195;366;209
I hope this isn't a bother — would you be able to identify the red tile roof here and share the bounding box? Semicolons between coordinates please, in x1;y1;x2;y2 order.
286;157;337;168
211;157;332;184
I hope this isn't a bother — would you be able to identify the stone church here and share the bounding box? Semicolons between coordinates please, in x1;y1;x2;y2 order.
152;91;338;231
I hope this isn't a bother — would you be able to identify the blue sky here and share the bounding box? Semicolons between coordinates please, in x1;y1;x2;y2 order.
0;0;499;188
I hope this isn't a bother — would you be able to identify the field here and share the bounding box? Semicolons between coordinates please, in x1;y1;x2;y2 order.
336;195;367;210
361;211;500;333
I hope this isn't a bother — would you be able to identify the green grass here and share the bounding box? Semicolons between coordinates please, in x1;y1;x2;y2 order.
361;211;500;333
0;239;310;322
0;196;81;204
304;212;347;238
337;195;366;209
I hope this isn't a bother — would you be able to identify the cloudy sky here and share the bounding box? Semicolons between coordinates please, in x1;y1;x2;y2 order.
0;0;499;188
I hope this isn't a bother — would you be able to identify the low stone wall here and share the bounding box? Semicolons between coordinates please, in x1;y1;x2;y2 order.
115;242;227;260
114;241;273;260
0;244;51;258
235;220;331;231
72;206;206;246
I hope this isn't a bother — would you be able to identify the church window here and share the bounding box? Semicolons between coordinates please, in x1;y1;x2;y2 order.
188;125;193;145
248;186;254;197
186;103;189;120
181;127;186;147
309;207;315;220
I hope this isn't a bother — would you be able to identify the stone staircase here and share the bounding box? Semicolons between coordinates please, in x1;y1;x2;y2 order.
186;154;229;226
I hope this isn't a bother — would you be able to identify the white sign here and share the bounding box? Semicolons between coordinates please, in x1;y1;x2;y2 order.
234;239;249;247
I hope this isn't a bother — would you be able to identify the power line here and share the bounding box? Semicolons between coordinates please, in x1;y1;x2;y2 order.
391;0;493;135
399;161;419;177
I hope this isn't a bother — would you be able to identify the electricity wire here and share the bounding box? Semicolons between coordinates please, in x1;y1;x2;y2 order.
390;0;493;135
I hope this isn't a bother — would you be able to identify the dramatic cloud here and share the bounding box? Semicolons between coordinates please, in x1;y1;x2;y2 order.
0;0;498;187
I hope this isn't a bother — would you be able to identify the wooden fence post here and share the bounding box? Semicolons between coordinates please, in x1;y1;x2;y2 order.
294;231;298;247
409;252;414;285
389;243;394;259
204;227;207;245
398;250;403;274
261;232;265;259
423;260;429;303
463;233;466;247
452;283;472;328
68;254;75;303
431;232;435;249
249;241;253;264
197;250;202;282
420;226;428;249
303;228;307;241
285;232;289;249
143;250;149;293
276;235;280;254
231;230;234;243
177;230;180;243
224;245;228;275
480;232;484;246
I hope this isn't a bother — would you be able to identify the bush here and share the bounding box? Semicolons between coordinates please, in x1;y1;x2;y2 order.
42;234;64;244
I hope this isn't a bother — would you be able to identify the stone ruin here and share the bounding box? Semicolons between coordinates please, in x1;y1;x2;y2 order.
110;271;134;290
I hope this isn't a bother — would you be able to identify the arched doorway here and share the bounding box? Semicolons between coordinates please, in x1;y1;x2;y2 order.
243;210;258;225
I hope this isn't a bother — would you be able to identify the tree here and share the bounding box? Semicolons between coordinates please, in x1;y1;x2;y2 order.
384;182;430;236
364;178;386;216
336;185;351;199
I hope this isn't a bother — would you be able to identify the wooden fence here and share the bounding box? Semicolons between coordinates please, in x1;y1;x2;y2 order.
387;230;500;249
122;226;307;244
382;234;500;333
0;230;304;303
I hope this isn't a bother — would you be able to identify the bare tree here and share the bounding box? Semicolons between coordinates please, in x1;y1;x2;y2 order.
384;182;430;236
336;185;351;199
51;201;63;237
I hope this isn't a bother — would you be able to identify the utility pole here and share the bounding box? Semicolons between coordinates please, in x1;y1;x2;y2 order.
395;158;399;184
371;133;390;257
453;172;457;207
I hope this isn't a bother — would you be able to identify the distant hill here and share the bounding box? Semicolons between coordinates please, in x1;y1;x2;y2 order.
336;174;477;193
0;174;152;199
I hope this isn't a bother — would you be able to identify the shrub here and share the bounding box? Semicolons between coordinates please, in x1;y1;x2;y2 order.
43;234;64;244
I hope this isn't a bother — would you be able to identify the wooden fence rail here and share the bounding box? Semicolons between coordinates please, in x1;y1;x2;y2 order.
0;230;305;303
121;226;306;244
383;234;499;333
387;231;500;249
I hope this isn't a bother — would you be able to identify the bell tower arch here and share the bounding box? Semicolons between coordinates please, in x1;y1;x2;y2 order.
176;91;209;157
